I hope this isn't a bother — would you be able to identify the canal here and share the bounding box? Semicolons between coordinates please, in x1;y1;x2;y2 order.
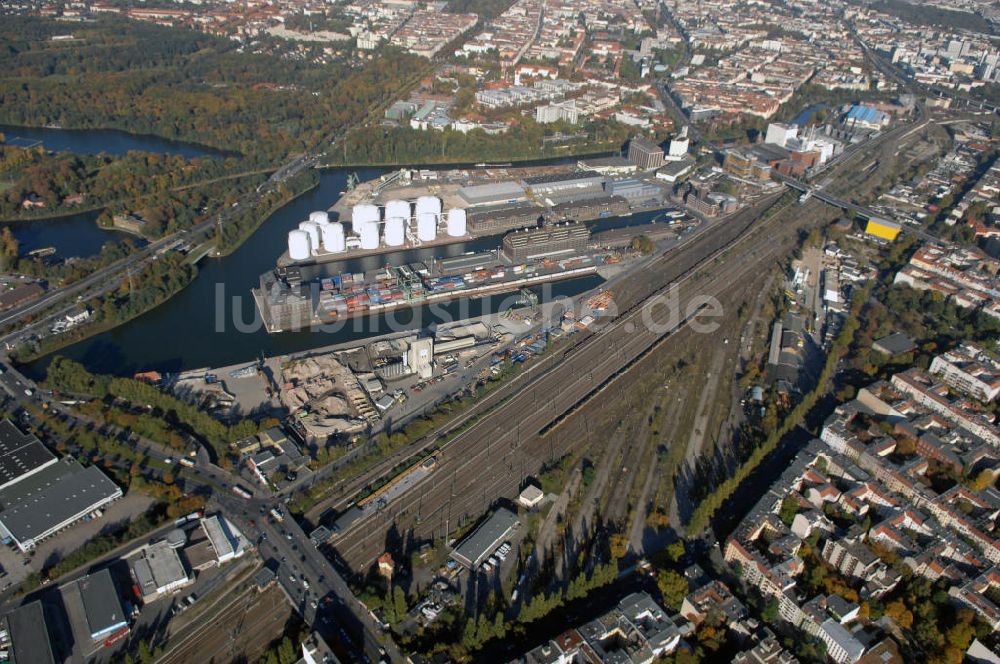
13;129;659;377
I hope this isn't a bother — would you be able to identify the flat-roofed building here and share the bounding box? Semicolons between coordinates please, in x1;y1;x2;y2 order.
450;507;518;568
466;203;542;235
522;171;605;198
130;540;192;600
458;181;527;207
77;569;128;641
0;457;123;552
0;419;58;491
200;514;247;565
502;222;590;262
628;135;665;171
864;217;901;241
5;600;56;664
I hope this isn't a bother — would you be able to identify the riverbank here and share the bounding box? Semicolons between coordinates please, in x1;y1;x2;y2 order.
12;262;201;364
318;147;619;170
213;171;320;258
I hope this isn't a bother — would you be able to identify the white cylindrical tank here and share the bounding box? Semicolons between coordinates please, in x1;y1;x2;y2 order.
288;230;311;261
384;217;406;246
417;212;437;242
298;221;321;255
321;222;346;253
385;199;411;223
359;222;380;250
446;208;467;237
352;203;380;226
415;195;441;217
309;210;330;225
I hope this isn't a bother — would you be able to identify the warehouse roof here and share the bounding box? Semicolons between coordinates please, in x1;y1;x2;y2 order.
78;569;127;640
0;458;122;547
7;600;56;664
458;181;526;205
522;170;604;186
450;507;518;568
0;419;57;492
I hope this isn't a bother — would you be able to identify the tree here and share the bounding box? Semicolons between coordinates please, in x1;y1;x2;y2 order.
778;496;799;526
666;541;685;563
885;599;913;630
657;569;689;610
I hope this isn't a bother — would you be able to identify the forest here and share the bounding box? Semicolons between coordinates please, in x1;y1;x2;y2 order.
0;17;428;162
327;119;632;166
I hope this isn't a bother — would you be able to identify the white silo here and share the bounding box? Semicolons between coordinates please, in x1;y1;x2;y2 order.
384;217;406;246
298;221;321;255
352;203;380;227
385;199;411;224
417;212;437;242
288;230;311;261
309;210;330;225
359;222;380;250
415;195;441;217
446;208;467;237
322;222;346;253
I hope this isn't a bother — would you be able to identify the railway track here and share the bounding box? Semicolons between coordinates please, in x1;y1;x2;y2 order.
304;193;788;523
331;192;824;571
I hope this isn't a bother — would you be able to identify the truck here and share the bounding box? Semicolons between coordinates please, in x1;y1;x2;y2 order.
232;485;253;499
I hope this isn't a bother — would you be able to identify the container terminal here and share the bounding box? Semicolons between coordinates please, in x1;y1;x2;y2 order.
254;221;627;333
276;163;671;267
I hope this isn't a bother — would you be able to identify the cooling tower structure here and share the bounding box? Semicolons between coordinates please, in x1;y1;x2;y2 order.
446;208;467;237
321;222;346;253
416;212;437;242
383;217;406;247
288;230;311;261
309;210;330;225
298;221;321;253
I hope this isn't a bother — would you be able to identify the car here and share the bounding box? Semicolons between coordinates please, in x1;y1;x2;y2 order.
487;556;498;566
310;600;318;609
481;562;492;572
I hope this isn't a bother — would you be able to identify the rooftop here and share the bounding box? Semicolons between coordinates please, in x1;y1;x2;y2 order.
451;507;518;567
0;419;57;492
0;458;122;547
78;569;127;640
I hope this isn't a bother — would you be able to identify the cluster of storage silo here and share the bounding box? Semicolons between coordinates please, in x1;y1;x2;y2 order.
287;210;347;261
286;197;469;262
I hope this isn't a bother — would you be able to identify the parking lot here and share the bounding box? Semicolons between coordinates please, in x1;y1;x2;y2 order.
0;492;154;591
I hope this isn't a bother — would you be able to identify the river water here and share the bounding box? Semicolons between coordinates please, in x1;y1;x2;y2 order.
13;128;662;377
0;210;141;259
0;124;230;159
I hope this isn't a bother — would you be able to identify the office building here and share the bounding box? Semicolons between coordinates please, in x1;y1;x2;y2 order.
627;135;666;171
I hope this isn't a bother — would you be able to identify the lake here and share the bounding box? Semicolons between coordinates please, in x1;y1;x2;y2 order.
1;210;141;259
0;124;230;159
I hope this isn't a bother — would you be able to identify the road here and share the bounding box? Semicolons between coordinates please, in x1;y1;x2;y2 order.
326;189;805;572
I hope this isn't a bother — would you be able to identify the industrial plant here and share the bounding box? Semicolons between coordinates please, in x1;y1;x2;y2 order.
285;196;469;263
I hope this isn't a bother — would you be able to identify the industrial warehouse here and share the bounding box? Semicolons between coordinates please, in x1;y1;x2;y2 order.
0;420;122;552
277;162;672;267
